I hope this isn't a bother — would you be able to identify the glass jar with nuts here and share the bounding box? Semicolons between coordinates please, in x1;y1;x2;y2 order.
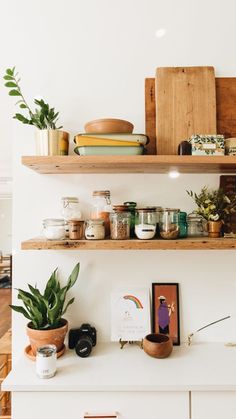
110;211;131;240
159;209;180;240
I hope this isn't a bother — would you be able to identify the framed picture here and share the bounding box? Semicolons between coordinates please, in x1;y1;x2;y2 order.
152;283;180;345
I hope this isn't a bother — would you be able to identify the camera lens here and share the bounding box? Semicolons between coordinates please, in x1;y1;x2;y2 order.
75;336;93;358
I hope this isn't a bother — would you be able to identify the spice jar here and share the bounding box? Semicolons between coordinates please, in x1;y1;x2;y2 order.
178;211;188;238
36;345;57;379
61;197;82;221
187;212;204;237
110;211;131;240
85;219;105;240
159;209;180;240
43;219;66;240
68;220;84;240
135;208;156;240
91;191;112;237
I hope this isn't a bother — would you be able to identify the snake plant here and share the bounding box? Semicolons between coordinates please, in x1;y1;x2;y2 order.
10;262;80;330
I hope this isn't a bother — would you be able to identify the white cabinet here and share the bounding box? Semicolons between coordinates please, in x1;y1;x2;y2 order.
192;392;236;419
13;391;189;419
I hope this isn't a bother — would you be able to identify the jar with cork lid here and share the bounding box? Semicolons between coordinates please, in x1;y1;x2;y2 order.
91;190;112;237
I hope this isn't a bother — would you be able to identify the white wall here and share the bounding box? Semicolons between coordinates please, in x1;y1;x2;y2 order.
0;198;12;254
1;0;236;359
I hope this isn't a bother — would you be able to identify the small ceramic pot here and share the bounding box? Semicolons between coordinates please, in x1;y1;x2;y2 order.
26;318;68;356
207;220;223;238
143;333;173;359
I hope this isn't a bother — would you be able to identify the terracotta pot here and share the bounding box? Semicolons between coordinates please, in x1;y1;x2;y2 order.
207;220;223;238
143;333;173;359
35;129;69;156
26;319;68;356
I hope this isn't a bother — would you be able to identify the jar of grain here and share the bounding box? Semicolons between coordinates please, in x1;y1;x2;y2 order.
110;211;131;240
68;220;84;240
159;209;180;240
85;219;105;240
91;191;112;237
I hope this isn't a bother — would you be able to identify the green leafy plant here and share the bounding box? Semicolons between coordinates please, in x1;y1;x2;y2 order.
3;67;62;129
187;186;236;221
10;262;80;330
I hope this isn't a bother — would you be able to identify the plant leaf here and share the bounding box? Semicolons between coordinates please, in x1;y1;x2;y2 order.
3;75;14;81
9;89;21;96
62;297;75;315
9;304;32;320
66;262;80;291
6;68;14;76
5;82;17;88
19;103;27;109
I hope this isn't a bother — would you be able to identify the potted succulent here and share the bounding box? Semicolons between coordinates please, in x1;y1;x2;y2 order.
3;66;69;156
10;262;80;356
187;186;236;237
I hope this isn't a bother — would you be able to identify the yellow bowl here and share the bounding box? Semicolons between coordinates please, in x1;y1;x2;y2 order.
84;118;134;134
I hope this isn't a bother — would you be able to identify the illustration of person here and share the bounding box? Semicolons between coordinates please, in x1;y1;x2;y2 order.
157;295;175;334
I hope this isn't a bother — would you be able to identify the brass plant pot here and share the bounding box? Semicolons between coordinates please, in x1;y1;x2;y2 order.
35;129;69;156
207;220;223;238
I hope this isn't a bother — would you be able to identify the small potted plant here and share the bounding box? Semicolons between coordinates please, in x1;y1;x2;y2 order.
187;186;236;237
10;262;80;356
3;66;69;156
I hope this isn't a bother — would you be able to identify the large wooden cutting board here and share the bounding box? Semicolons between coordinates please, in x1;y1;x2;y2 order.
216;78;236;138
155;67;217;155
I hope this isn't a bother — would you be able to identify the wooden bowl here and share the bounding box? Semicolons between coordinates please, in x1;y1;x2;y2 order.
84;118;134;134
143;333;173;358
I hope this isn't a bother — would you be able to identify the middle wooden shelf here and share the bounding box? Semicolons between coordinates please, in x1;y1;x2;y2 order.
21;236;236;250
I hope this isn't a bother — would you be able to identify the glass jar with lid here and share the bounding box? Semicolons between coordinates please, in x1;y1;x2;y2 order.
85;219;105;240
178;211;188;238
123;202;137;237
61;197;82;221
159;209;180;240
68;220;84;240
43;219;66;240
135;208;157;240
110;211;131;240
91;190;112;237
187;212;205;237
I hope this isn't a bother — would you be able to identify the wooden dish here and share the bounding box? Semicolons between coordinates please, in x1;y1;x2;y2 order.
84;118;134;134
24;344;66;361
143;333;173;358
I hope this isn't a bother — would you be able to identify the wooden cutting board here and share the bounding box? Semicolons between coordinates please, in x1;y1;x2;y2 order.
145;77;236;154
155;66;217;155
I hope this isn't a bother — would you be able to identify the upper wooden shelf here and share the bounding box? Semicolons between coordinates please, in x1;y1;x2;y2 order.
21;237;236;250
22;155;236;174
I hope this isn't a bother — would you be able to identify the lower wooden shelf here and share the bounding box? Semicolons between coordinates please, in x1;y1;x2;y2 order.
21;236;236;250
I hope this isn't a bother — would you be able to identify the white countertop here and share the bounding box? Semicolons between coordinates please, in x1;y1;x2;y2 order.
3;342;236;392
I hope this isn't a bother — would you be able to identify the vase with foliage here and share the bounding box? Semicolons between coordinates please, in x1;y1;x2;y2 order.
187;186;236;238
10;262;80;356
3;66;69;155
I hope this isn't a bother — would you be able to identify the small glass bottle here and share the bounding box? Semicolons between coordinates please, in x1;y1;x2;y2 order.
85;219;105;240
61;197;82;221
135;208;157;240
110;211;131;240
159;209;180;240
178;211;188;238
91;191;111;237
43;219;66;240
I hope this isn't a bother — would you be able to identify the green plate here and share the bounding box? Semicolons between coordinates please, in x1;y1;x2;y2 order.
74;146;144;156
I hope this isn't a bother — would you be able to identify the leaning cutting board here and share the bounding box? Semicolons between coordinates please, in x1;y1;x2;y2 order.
216;78;236;138
155;66;217;154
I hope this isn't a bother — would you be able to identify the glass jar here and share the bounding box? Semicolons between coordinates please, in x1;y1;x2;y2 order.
187;212;205;237
91;190;111;237
159;209;180;240
85;219;105;240
135;208;156;240
61;197;82;221
110;211;131;240
68;220;84;240
178;211;188;238
43;219;66;240
123;202;137;237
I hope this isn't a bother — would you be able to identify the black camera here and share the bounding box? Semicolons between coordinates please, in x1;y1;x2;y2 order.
68;323;97;358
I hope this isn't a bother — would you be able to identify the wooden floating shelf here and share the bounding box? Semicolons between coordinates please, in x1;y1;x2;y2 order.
22;155;236;174
21;237;236;250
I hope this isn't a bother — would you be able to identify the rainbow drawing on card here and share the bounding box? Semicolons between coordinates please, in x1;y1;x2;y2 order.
123;294;143;309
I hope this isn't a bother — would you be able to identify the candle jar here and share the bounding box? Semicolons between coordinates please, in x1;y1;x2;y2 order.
91;190;112;237
135;208;157;240
110;211;131;240
68;220;84;240
159;209;180;239
85;219;105;240
43;219;66;240
36;345;57;379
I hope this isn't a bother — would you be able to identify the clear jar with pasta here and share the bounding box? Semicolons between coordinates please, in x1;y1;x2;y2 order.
159;209;180;240
110;211;131;240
